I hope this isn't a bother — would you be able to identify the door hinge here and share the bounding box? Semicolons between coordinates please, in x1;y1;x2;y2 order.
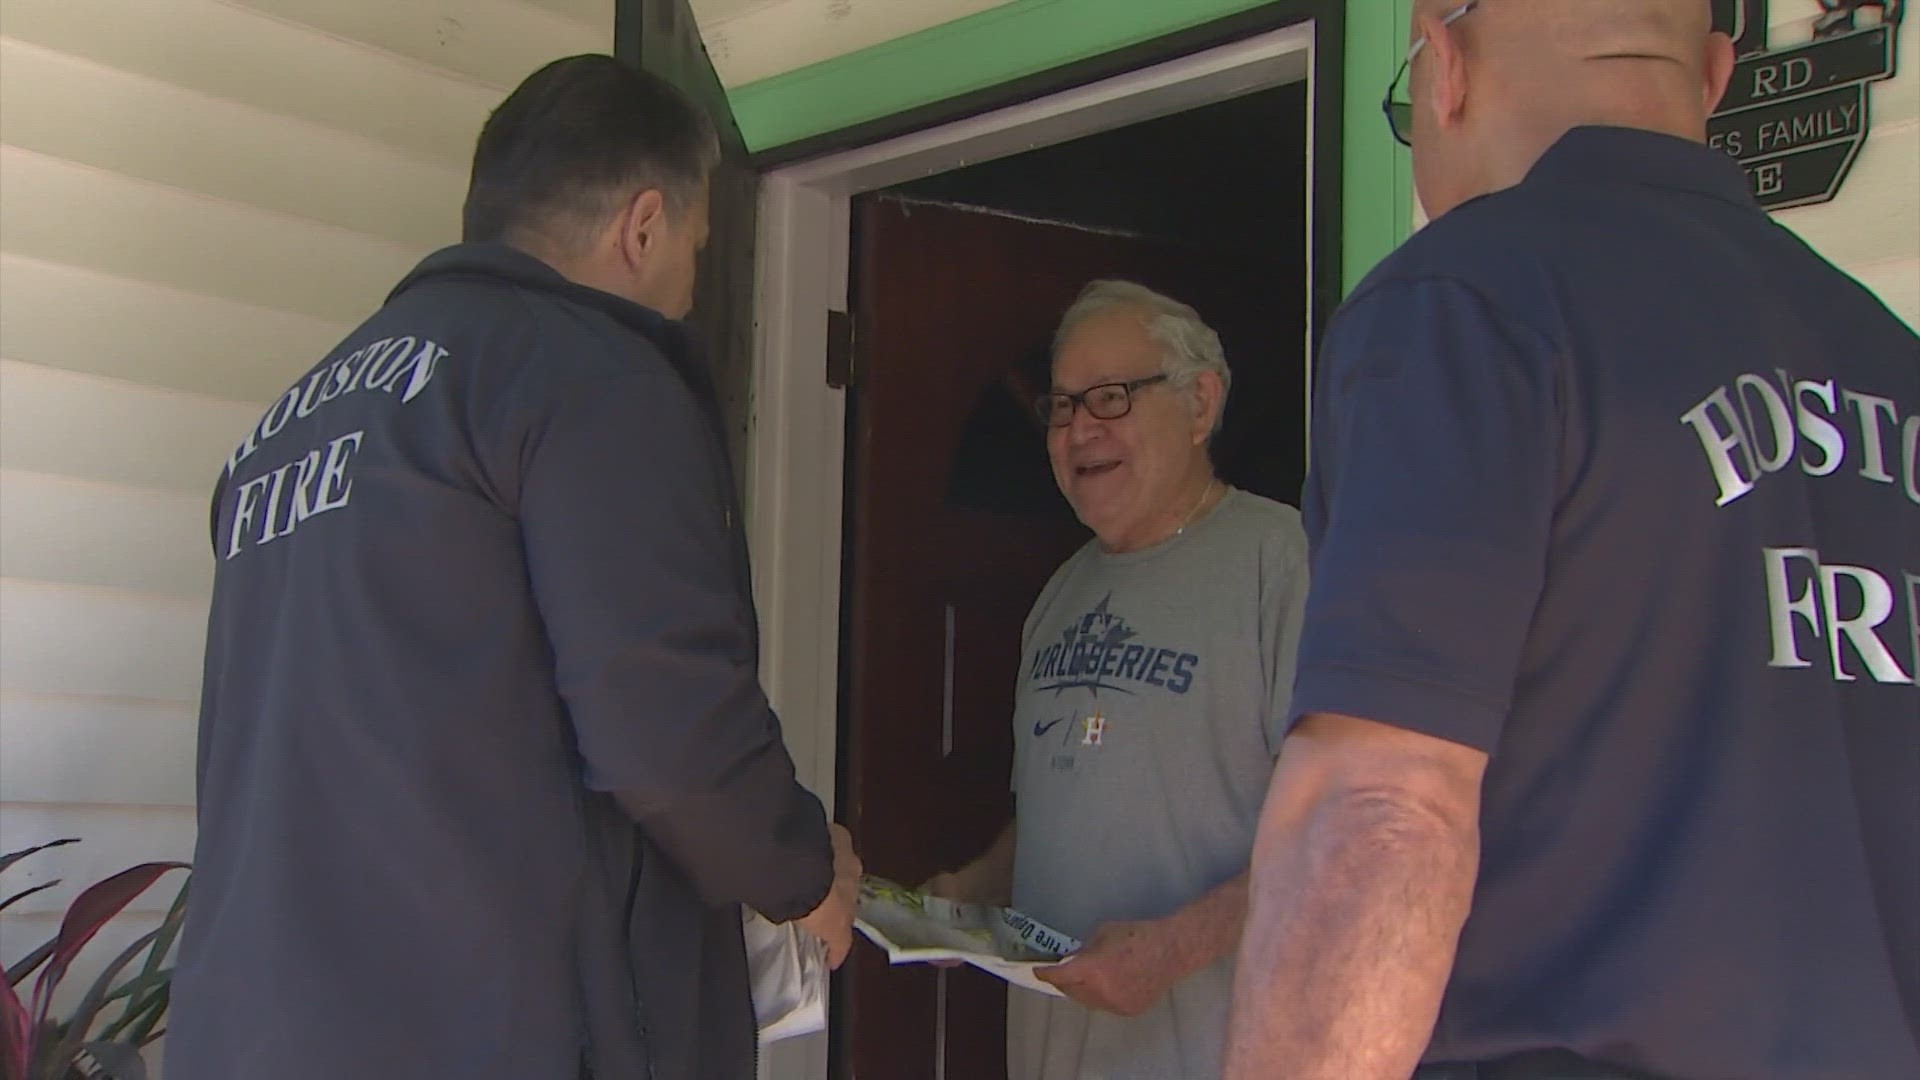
826;309;858;389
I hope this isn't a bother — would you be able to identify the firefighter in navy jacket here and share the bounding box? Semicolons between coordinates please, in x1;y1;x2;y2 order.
169;56;859;1080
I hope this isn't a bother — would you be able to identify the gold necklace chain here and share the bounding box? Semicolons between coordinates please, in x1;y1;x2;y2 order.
1174;479;1219;538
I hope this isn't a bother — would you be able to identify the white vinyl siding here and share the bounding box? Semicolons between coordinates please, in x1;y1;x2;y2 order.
0;0;610;1063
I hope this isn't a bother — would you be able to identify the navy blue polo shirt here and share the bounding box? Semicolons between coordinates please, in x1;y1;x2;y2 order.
1293;126;1919;1077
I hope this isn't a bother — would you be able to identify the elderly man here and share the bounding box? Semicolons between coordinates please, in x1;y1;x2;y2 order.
171;57;858;1080
1227;3;1919;1080
927;280;1309;1080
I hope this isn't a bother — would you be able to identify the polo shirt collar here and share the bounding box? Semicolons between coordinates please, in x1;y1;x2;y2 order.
1526;125;1757;207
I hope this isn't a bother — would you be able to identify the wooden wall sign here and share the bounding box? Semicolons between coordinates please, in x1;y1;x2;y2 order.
1709;0;1906;209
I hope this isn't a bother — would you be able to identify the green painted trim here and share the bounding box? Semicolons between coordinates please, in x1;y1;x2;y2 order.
1341;0;1413;294
724;0;1414;295
729;0;1275;152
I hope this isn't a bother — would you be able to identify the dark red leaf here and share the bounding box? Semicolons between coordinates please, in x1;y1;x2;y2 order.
28;864;187;1042
2;973;30;1080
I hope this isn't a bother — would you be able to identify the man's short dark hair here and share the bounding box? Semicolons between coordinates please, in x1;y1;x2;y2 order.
463;55;721;248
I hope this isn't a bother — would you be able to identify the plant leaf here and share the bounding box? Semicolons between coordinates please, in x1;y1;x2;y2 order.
27;864;185;1070
2;971;31;1080
0;842;79;879
78;1042;146;1080
125;985;166;1047
92;988;156;1051
97;971;168;1010
4;940;54;989
106;882;185;1039
0;883;61;917
41;928;160;1075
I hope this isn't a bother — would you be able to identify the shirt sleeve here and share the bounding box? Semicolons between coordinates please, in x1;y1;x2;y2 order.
1261;520;1312;756
514;350;833;924
1289;277;1562;753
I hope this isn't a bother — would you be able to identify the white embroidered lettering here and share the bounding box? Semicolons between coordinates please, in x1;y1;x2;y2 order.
1762;547;1822;670
1736;373;1794;474
1842;389;1899;484
1793;378;1845;477
312;430;364;514
1681;387;1757;506
1819;563;1913;684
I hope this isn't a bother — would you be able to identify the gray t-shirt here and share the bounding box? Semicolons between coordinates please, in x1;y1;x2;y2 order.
1008;488;1309;1080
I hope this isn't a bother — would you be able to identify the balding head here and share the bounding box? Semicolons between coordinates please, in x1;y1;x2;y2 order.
1404;0;1734;218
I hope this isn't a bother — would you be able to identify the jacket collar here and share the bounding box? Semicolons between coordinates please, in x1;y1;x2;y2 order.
390;241;696;357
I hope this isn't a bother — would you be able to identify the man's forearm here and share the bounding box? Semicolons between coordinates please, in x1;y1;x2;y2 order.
1159;872;1248;980
952;817;1017;901
1224;791;1478;1080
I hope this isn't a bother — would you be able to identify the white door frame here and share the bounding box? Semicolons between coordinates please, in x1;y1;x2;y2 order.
746;21;1318;1076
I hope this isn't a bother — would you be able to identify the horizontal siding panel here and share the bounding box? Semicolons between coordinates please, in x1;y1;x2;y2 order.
0;362;259;492
1774;120;1920;272
1846;257;1920;331
0;693;197;809
0;256;349;404
523;0;616;31
0;39;466;251
227;0;606;91
0;471;213;598
0;147;420;326
1877;31;1919;127
0;581;206;704
0;0;501;169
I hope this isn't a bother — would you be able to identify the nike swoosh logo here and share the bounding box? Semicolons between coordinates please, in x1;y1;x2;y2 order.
1033;717;1069;738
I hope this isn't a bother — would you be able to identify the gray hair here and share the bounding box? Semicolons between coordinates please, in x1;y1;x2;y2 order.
1053;280;1232;434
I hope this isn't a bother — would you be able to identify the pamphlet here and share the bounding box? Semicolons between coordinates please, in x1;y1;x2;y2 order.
854;876;1082;998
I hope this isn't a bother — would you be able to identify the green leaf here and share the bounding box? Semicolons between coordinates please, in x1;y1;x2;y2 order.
40;928;160;1074
102;878;186;1045
6;939;55;988
93;991;163;1050
97;971;169;1009
124;986;166;1049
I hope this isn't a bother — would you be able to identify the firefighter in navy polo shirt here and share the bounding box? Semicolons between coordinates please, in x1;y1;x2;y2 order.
1227;2;1918;1079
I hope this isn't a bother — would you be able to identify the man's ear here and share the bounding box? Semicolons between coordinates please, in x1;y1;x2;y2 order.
1190;370;1226;445
1423;12;1472;136
615;187;668;269
1703;31;1737;114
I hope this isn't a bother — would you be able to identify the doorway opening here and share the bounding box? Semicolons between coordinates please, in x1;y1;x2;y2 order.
745;18;1331;1080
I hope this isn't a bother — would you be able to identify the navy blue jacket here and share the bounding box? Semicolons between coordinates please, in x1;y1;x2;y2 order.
170;243;834;1080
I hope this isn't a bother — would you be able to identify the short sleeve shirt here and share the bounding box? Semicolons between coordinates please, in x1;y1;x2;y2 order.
1291;126;1920;1077
1008;489;1309;1080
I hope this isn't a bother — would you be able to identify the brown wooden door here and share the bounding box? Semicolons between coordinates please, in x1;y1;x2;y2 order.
839;197;1305;1080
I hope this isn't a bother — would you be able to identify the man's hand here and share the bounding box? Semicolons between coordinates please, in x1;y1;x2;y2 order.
795;823;862;969
915;871;977;968
1035;918;1184;1017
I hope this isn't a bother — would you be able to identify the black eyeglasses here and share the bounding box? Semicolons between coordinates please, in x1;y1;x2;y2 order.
1034;374;1169;427
1383;0;1478;148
